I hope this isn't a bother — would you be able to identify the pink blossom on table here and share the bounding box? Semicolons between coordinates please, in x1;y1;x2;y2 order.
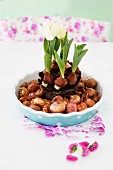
22;114;105;138
63;129;72;134
69;143;78;153
94;116;102;122
74;22;81;30
66;155;78;162
81;147;90;157
89;141;99;152
79;141;89;148
45;131;55;137
99;127;105;136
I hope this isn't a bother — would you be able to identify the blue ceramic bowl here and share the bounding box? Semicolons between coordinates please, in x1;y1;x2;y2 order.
14;71;104;126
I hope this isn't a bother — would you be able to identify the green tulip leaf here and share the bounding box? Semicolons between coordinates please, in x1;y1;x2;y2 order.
44;52;52;73
43;38;49;52
72;44;88;73
55;52;65;77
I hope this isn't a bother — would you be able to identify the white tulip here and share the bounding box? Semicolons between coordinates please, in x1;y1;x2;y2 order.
39;22;56;40
57;25;66;40
40;22;66;40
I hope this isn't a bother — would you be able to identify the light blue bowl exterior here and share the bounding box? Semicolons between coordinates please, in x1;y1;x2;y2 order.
19;107;97;126
14;71;104;127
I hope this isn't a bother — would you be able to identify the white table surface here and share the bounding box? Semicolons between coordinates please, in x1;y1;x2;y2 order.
0;42;113;170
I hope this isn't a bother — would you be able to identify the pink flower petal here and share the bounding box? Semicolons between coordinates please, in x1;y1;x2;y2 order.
81;147;90;157
79;141;89;148
89;141;99;152
66;155;78;162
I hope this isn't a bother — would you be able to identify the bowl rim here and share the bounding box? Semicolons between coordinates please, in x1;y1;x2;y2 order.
13;70;104;117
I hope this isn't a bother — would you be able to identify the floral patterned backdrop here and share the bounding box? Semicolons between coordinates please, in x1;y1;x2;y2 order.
0;16;110;42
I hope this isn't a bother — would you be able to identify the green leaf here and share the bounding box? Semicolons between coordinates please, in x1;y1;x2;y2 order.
49;38;56;56
77;44;86;55
62;46;67;64
72;146;77;153
61;32;68;48
68;39;73;50
44;52;52;73
72;44;78;73
43;38;48;52
55;52;65;77
67;38;73;58
54;38;60;52
78;44;86;51
72;44;88;73
61;39;64;48
60;33;73;62
78;49;88;62
60;47;63;59
64;32;68;48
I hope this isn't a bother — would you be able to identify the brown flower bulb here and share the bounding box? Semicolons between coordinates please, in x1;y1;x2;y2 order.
30;104;41;111
27;92;35;100
33;97;46;107
91;95;100;103
87;88;96;97
50;102;66;113
28;83;39;92
77;82;85;89
19;97;26;103
85;98;95;107
51;60;59;70
54;76;68;87
19;87;29;97
85;78;97;88
23;101;31;107
43;104;50;113
43;72;53;84
77;102;87;111
69;95;81;104
80;78;88;83
51;95;63;103
67;73;77;85
21;82;28;88
29;80;38;84
35;86;44;97
75;67;81;75
66;103;77;113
